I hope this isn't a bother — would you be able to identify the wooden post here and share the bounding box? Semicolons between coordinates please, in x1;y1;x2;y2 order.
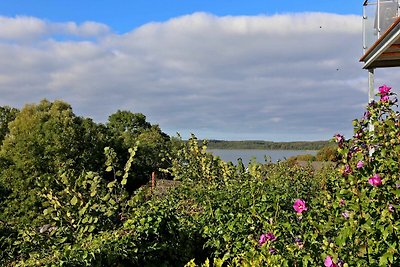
151;171;156;192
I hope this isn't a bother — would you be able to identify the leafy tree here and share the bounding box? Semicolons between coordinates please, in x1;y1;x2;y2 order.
316;144;339;162
0;100;106;226
107;110;150;140
0;106;19;145
106;110;171;191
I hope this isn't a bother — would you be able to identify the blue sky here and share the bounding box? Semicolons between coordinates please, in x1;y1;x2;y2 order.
1;1;398;141
1;1;360;33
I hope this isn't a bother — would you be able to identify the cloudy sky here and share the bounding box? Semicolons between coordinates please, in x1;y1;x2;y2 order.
0;1;399;141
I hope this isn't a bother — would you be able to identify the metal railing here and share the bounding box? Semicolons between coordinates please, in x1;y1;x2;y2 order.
363;0;400;52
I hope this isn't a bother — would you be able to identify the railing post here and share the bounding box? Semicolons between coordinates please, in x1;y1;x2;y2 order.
378;0;381;38
398;0;400;17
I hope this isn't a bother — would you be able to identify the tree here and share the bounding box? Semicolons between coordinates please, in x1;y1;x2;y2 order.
107;110;150;138
0;100;106;226
106;110;171;191
0;106;19;145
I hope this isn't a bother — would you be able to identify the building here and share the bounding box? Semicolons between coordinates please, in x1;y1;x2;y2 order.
360;0;400;101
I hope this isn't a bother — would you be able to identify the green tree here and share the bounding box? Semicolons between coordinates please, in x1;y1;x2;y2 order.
0;100;106;226
106;110;171;191
0;106;19;145
316;144;338;161
107;110;150;140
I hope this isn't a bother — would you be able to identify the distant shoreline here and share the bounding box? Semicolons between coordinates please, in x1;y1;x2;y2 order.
200;140;330;150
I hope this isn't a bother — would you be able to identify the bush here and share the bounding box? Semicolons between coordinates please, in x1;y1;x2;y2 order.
316;145;339;162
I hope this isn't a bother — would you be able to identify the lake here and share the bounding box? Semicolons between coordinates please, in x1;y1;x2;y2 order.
208;149;317;165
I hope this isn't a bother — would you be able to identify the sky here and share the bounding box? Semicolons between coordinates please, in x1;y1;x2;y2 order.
1;1;399;141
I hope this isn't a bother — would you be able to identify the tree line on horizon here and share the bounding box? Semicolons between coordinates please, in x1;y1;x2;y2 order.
203;139;330;150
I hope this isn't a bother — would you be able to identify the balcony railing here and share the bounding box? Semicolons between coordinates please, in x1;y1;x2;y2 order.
363;0;400;52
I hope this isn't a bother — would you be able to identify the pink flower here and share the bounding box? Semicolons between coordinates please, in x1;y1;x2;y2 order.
389;204;395;213
258;234;267;246
341;211;349;219
356;160;364;169
341;165;352;176
378;84;391;95
259;232;276;246
265;232;277;241
324;256;337;267
339;199;345;206
293;199;308;214
268;247;277;254
334;134;344;143
368;174;382;187
381;95;390;102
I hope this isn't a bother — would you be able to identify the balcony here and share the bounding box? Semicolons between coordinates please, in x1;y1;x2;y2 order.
361;0;400;68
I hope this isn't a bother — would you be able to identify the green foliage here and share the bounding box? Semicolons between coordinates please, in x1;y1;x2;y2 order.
328;88;400;265
316;144;339;162
2;86;400;266
287;153;316;162
0;105;19;145
0;100;107;226
206;140;329;150
106;110;171;191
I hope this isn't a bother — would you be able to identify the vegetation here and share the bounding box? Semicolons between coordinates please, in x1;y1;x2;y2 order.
1;85;399;266
287;144;339;163
205;140;329;150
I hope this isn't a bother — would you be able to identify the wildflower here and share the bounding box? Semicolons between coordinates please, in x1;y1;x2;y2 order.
378;84;391;95
259;232;276;246
354;131;363;139
381;95;390;102
341;211;349;219
268;247;277;254
396;183;400;189
339;199;345;206
324;256;337;267
341;165;352;176
258;234;267;246
356;160;364;169
265;232;277;242
293;199;308;214
368;174;382;187
389;204;395;213
334;134;344;144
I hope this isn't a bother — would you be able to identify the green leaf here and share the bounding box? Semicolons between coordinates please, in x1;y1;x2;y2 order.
106;166;113;172
107;181;116;188
70;196;78;206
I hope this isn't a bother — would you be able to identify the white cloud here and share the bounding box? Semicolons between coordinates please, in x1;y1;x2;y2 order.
1;12;395;141
50;21;110;37
0;16;47;41
0;16;110;41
